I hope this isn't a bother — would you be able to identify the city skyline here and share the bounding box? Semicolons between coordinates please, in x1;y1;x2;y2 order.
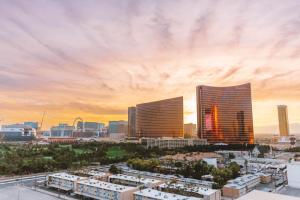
0;0;300;130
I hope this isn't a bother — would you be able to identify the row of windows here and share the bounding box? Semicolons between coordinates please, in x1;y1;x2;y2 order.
197;84;254;144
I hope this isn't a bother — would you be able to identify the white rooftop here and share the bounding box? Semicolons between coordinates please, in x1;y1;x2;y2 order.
87;170;107;177
122;169;214;187
224;174;260;189
109;174;162;184
159;183;217;196
77;178;136;192
49;172;85;181
134;188;201;200
237;190;300;200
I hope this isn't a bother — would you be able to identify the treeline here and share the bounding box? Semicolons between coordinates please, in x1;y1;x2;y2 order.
0;143;262;176
285;147;300;152
0;143;162;175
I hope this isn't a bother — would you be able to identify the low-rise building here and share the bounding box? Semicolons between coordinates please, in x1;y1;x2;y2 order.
257;173;272;184
87;171;109;181
222;174;260;199
160;152;222;164
159;183;221;200
46;173;86;191
134;188;202;200
141;138;207;149
75;178;138;200
122;168;215;188
216;150;250;159
109;174;163;188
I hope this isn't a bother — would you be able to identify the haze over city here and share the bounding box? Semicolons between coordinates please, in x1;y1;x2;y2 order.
0;0;300;132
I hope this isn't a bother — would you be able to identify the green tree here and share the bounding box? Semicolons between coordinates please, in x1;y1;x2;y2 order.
109;165;121;174
228;162;240;178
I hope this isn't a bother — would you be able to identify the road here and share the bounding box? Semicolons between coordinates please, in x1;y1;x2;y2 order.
0;174;46;189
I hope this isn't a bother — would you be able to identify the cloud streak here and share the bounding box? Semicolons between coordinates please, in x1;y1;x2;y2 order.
0;0;299;128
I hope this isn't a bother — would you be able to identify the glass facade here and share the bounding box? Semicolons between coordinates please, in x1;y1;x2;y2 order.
108;121;128;134
24;121;39;129
128;107;136;137
196;83;254;144
136;97;183;138
277;105;290;137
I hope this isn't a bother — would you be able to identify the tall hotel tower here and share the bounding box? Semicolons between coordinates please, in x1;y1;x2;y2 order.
128;107;136;137
136;97;184;138
277;105;290;137
196;83;254;144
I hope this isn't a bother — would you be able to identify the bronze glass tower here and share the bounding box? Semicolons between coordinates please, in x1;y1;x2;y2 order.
277;105;289;137
128;107;136;137
196;83;254;144
136;97;184;138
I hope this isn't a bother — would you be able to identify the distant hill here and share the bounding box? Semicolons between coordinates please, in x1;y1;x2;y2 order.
255;123;300;135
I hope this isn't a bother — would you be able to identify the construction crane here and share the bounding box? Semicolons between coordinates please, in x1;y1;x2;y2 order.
39;111;46;131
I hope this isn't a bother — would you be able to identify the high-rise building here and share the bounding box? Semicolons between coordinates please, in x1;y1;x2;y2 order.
108;121;128;134
76;121;104;131
136;97;183;138
50;123;74;137
196;83;254;144
0;124;36;141
128;107;136;137
277;105;289;137
24;122;39;130
184;123;197;138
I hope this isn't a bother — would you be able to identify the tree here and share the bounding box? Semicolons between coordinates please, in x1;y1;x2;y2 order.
228;162;240;178
109;165;121;174
211;168;232;189
192;161;214;179
228;153;235;160
174;161;183;168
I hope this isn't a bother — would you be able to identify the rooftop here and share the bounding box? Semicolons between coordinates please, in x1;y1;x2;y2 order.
77;178;136;192
87;170;107;177
278;186;300;198
237;190;300;200
159;183;218;196
160;152;222;162
122;169;214;187
48;172;85;181
109;174;162;184
134;188;201;200
0;186;61;200
224;174;260;189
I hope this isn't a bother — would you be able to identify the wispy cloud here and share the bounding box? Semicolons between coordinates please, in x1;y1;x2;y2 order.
0;0;300;127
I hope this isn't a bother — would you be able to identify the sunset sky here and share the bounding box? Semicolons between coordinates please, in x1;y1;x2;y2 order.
0;0;300;132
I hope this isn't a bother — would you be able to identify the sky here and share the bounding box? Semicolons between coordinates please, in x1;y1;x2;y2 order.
0;0;300;132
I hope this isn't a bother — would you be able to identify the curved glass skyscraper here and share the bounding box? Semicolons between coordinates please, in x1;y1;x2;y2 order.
196;83;254;144
136;97;184;138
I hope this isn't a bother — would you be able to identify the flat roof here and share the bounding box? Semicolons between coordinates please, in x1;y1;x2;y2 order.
0;186;60;200
159;183;218;196
124;169;214;187
134;188;201;200
77;179;136;192
277;186;300;198
48;172;85;181
109;174;162;184
237;190;300;200
224;174;260;189
87;170;107;177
